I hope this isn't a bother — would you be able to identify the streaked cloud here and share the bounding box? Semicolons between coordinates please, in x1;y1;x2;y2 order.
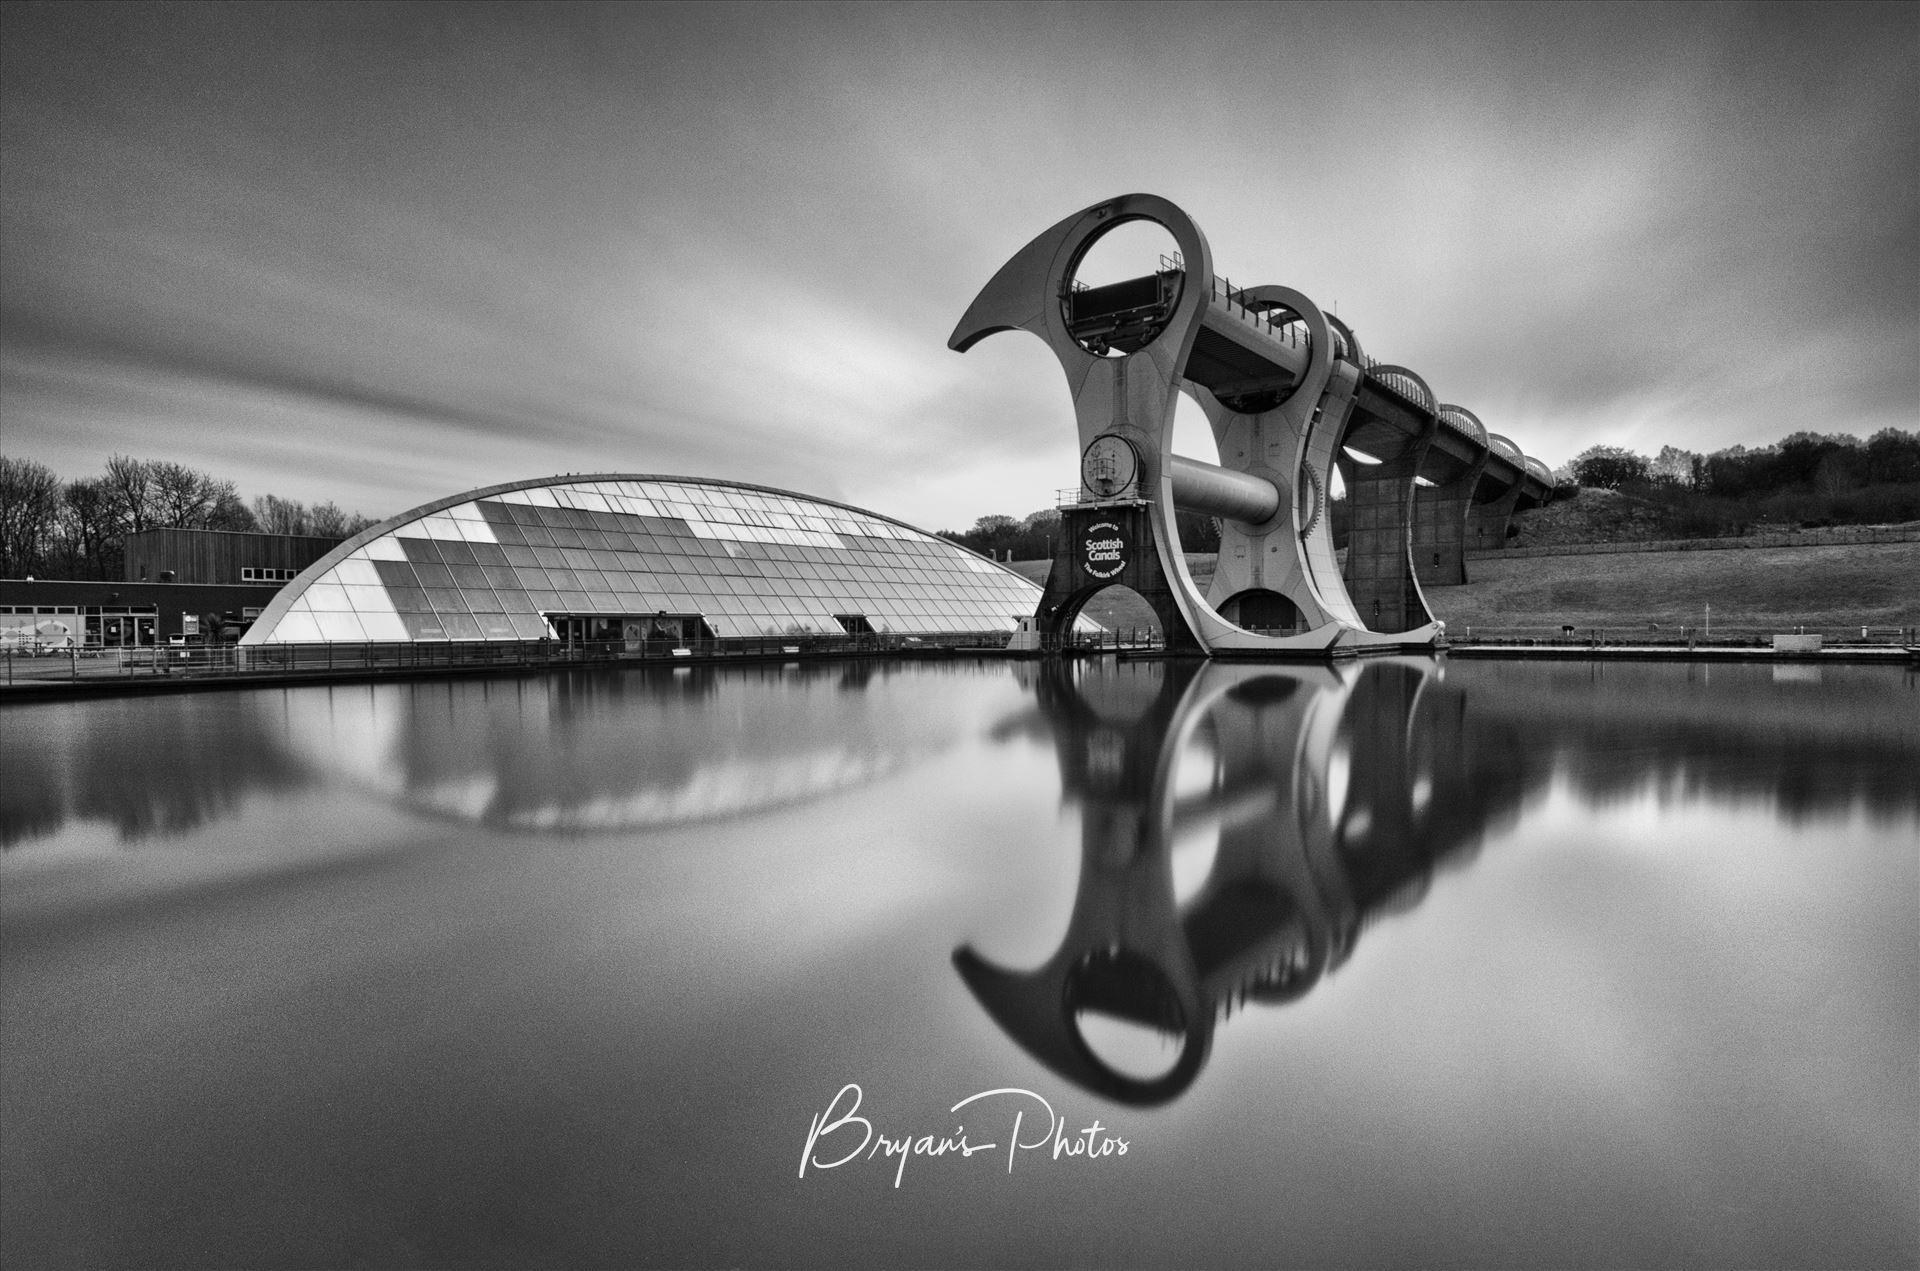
3;1;1913;529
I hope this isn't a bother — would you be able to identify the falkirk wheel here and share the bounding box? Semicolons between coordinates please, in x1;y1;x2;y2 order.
950;193;1554;656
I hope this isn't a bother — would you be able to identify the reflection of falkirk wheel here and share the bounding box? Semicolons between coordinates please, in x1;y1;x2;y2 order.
954;656;1524;1105
950;193;1553;656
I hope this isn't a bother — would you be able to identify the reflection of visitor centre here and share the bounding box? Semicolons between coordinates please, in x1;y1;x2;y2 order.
242;475;1044;646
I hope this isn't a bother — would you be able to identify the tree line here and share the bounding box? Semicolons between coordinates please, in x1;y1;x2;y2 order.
942;426;1919;561
936;506;1230;561
1562;427;1920;538
0;455;379;580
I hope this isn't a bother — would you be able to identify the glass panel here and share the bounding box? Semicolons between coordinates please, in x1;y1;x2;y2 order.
305;583;351;611
360;536;409;562
441;614;483;639
387;587;431;613
331;559;380;587
413;562;455;588
399;538;440;564
356;610;409;641
437;539;478;565
401;613;449;640
314;612;366;641
342;585;392;613
374;560;419;588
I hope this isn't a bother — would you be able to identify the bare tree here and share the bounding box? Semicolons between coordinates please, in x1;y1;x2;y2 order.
249;493;374;538
57;477;124;579
1649;445;1701;488
251;494;310;534
307;500;352;538
1;455;63;577
207;489;257;531
102;454;156;533
148;461;222;527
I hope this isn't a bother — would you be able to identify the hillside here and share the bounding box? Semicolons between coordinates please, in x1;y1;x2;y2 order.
1507;488;1668;547
1007;541;1918;639
1427;540;1920;638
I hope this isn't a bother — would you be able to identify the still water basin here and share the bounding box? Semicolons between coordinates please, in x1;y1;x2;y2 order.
2;657;1915;1268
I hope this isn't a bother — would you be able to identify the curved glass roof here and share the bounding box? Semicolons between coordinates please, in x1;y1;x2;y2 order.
242;475;1047;644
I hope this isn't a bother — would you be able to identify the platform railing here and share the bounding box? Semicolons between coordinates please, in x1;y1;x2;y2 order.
1446;624;1920;648
0;629;1043;688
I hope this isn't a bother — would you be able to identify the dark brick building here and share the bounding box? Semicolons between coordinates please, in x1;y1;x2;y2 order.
3;529;342;648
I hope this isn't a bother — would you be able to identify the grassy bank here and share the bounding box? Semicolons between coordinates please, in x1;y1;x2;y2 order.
1431;540;1919;637
1008;541;1919;639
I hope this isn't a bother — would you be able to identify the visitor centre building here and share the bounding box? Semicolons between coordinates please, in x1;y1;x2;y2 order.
240;475;1048;647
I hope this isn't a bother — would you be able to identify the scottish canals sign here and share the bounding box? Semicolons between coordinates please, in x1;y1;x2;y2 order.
1080;520;1127;581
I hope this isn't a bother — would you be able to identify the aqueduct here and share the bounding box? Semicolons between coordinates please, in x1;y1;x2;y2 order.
951;193;1553;655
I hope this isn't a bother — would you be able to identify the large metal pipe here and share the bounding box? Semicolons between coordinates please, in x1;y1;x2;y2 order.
1168;454;1280;524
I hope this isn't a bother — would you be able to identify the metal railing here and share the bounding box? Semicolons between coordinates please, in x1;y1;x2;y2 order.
0;630;1035;689
1206;275;1310;348
1447;623;1920;648
1029;627;1166;654
1437;407;1488;444
1056;486;1147;507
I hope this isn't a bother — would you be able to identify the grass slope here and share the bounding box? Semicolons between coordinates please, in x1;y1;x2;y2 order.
1427;541;1920;636
1009;542;1918;637
1507;488;1666;547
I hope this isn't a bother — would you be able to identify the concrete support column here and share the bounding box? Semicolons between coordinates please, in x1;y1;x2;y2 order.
1036;503;1206;653
1339;419;1437;632
1467;482;1525;553
1412;452;1489;587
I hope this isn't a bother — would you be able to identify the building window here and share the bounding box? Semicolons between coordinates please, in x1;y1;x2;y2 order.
242;567;298;583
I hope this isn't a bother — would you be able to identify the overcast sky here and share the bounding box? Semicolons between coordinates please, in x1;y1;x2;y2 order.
3;1;1915;531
